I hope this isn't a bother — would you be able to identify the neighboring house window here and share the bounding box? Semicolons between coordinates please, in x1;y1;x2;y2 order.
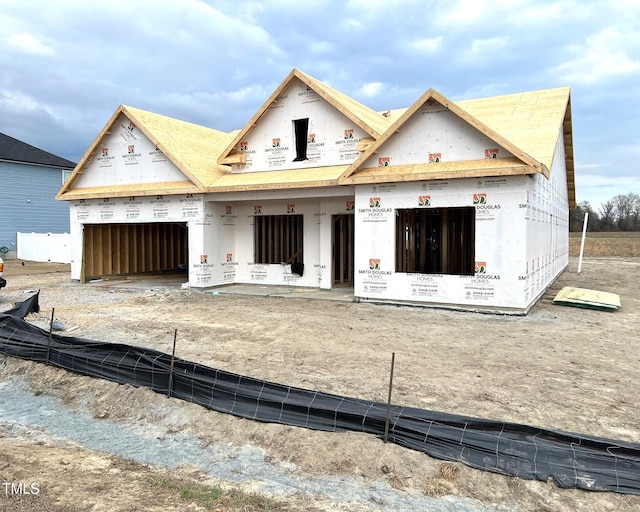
62;169;73;184
254;215;304;264
395;207;475;275
293;118;309;161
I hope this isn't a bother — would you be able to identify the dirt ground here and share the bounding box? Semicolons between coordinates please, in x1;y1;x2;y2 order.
1;254;639;511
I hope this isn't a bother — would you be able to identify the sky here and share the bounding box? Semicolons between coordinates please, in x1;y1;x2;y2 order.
1;0;638;210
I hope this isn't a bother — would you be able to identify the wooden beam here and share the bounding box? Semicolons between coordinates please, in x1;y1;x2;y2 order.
219;151;247;165
357;137;375;152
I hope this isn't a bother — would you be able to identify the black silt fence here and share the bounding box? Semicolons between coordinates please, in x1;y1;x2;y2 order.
1;295;639;495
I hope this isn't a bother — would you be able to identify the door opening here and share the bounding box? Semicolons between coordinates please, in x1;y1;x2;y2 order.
332;214;354;287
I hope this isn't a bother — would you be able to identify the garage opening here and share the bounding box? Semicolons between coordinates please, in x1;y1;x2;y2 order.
82;223;188;282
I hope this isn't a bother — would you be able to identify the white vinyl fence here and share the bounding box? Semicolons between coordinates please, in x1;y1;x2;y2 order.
17;233;71;264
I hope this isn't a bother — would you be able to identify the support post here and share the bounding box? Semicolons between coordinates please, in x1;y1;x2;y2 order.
578;212;589;274
384;352;396;443
167;329;177;397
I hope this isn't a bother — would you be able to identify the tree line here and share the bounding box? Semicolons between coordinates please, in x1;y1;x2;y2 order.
569;192;640;232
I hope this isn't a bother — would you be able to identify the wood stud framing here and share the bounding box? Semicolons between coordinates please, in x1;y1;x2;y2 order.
82;223;188;281
254;215;304;264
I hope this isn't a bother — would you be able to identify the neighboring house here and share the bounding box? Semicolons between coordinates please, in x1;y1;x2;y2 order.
57;69;575;314
0;132;76;259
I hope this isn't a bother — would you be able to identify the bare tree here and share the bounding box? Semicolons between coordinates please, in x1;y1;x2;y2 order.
612;193;640;231
599;200;616;231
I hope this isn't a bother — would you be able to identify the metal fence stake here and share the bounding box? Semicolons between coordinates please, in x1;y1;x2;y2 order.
384;352;396;443
46;308;54;365
167;329;177;397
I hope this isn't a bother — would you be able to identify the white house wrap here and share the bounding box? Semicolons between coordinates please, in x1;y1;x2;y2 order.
57;69;575;314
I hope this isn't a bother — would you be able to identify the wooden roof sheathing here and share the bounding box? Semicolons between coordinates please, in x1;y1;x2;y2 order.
207;165;351;192
121;106;235;188
345;86;574;207
57;105;235;200
57;70;574;203
341;88;566;183
460;87;575;207
345;157;533;185
56;181;200;200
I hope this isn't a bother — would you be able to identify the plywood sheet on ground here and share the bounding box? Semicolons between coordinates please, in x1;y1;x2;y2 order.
552;286;621;311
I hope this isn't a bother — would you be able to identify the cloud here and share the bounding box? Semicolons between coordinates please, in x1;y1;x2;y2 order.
8;32;55;56
342;18;363;30
470;36;511;54
554;27;640;84
408;37;443;55
309;41;334;55
438;0;486;24
522;3;562;20
0;90;40;112
356;82;385;99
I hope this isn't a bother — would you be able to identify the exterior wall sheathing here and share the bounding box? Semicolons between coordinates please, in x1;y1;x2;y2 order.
353;140;570;313
197;188;355;289
523;130;570;307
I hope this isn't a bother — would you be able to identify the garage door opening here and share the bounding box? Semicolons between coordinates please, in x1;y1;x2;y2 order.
82;223;188;282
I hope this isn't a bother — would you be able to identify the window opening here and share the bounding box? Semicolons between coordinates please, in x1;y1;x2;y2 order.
395;207;475;275
254;215;304;264
293;118;309;161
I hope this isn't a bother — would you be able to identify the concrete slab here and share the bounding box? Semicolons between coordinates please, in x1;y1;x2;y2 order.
86;276;355;303
205;284;355;302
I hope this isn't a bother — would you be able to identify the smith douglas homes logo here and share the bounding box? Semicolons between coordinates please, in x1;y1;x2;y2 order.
97;146;115;166
473;193;487;204
473;193;501;210
418;195;431;206
359;197;392;219
221;205;238;220
358;258;392;276
485;148;499;159
474;261;500;280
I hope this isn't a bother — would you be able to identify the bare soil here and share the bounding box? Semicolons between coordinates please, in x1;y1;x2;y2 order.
1;253;639;511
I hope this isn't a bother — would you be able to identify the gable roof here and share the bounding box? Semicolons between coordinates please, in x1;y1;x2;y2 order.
218;68;394;165
348;87;575;207
57;105;235;200
0;132;76;168
55;72;575;206
459;87;574;206
341;88;551;182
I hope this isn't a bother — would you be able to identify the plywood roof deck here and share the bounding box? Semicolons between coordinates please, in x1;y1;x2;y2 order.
57;106;235;200
58;70;574;205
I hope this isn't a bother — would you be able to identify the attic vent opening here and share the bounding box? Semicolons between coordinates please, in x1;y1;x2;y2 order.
293;118;309;162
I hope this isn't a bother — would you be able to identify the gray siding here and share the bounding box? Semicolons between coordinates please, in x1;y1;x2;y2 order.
0;160;70;250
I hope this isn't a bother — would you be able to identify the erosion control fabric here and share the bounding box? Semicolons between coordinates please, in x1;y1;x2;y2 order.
1;294;639;495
